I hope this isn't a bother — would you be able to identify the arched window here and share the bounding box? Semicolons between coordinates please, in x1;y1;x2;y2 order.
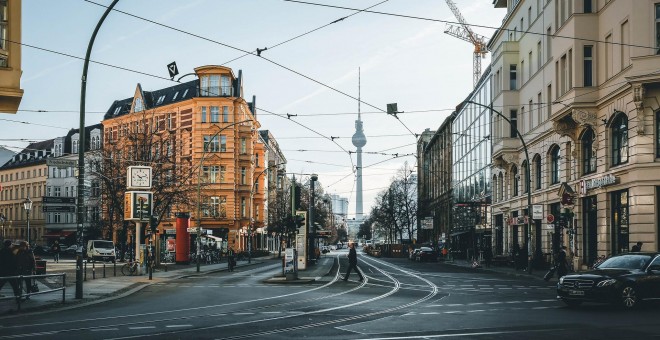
492;175;498;203
521;160;529;193
550;145;561;184
534;154;542;190
582;128;596;175
511;165;519;197
498;174;504;201
611;113;628;166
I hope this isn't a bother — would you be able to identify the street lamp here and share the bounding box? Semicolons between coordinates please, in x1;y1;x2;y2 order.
0;213;5;240
466;100;533;274
308;174;318;263
23;197;32;245
196;119;253;272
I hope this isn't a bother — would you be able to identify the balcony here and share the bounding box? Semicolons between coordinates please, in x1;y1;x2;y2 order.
200;86;234;97
492;136;520;157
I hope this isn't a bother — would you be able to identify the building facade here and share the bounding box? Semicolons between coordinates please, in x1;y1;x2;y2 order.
0;0;23;113
490;0;660;269
102;65;265;252
451;68;493;259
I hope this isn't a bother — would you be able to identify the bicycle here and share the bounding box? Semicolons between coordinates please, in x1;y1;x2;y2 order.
590;254;607;269
162;252;175;263
121;260;139;276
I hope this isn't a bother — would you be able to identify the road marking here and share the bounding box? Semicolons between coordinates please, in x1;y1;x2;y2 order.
91;328;119;331
128;326;155;330
234;313;253;315
262;311;281;314
166;325;191;328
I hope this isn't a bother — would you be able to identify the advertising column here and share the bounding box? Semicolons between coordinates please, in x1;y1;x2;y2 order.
175;212;190;264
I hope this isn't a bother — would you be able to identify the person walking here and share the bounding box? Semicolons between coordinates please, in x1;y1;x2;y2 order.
15;241;36;299
343;243;364;282
631;242;643;252
51;240;61;263
556;245;570;279
227;247;235;272
0;240;20;298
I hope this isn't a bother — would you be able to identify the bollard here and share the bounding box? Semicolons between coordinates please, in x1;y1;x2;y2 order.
103;262;106;278
92;260;96;280
84;260;87;281
113;261;116;277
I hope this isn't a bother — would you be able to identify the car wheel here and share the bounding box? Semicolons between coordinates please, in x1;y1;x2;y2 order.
562;299;582;308
620;285;638;309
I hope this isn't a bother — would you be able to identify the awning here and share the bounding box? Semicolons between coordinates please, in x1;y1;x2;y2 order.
201;235;223;242
43;230;75;238
450;230;471;237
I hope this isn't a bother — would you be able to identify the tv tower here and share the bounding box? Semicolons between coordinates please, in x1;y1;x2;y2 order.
351;68;366;220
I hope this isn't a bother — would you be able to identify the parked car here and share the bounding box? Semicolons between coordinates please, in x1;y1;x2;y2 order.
64;244;80;255
33;245;50;256
321;246;330;254
557;252;660;309
415;247;438;262
87;240;116;262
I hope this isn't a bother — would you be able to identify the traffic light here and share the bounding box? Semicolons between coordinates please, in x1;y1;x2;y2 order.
295;211;306;229
150;216;158;233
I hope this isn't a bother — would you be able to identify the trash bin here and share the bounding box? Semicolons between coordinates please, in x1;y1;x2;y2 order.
35;259;47;275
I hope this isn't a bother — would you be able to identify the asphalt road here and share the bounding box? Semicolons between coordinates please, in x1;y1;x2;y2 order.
1;250;659;339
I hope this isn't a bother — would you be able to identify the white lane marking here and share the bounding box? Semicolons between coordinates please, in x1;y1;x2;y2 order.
262;312;281;314
166;325;191;328
91;328;119;331
233;313;253;315
128;326;155;330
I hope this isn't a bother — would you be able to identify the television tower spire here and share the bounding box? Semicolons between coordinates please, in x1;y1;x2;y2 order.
351;68;366;220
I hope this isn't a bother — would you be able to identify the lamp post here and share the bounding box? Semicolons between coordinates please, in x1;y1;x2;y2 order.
23;197;32;245
466;100;533;274
0;213;5;240
196;119;253;272
308;174;318;263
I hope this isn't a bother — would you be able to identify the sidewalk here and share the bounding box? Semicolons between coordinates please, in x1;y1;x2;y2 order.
442;258;559;282
0;257;262;316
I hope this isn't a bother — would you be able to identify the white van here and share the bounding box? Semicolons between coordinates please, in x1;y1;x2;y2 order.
87;240;116;262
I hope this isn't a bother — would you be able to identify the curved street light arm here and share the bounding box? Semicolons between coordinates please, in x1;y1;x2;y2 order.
465;101;533;274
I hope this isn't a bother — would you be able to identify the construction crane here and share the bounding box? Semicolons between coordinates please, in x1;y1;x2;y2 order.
443;0;489;87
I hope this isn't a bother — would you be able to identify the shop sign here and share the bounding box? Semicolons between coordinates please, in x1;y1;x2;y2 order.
581;174;617;193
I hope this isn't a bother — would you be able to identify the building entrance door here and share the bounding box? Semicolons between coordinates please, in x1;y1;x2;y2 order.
582;196;598;266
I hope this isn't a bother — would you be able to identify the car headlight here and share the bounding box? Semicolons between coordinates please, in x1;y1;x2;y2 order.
559;277;564;285
596;279;617;287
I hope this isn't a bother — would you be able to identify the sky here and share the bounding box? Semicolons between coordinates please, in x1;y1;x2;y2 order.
3;0;506;219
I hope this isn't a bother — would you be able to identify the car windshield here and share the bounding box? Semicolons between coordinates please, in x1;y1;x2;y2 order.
94;241;114;249
597;254;652;270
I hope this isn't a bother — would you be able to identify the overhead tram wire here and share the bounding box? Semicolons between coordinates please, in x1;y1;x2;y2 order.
220;0;391;65
82;1;414;140
282;0;660;51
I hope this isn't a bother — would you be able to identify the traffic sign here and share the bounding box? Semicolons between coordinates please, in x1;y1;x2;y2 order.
43;206;76;213
547;214;555;223
43;196;76;204
532;205;543;220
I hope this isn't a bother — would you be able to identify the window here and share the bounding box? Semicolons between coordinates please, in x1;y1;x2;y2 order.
537;92;543;122
156;95;165;105
241;197;246;217
172;91;179;101
512;166;519;197
550;145;561;184
510;110;518;138
54;187;61;197
0;0;7;54
546;27;552;60
203;165;222;183
240;138;247;154
583;45;593;87
621;20;630;69
510;65;517;90
221;76;231;96
656;4;660;54
200;75;220;96
611;189;629;255
560;54;568;95
582;128;596;175
605;33;613;79
534;155;542;189
584;0;592;13
222;106;229;123
655;111;660;157
210;106;220;123
210;196;226;217
168;113;174;130
528;51;533;76
220;135;227;152
72;140;78;154
537;42;542;71
522;161;529;193
134;98;143;112
201;107;207;123
547;84;552;118
528;7;532;29
611;113;629;166
521;61;525;84
204;136;219;152
241;167;246;185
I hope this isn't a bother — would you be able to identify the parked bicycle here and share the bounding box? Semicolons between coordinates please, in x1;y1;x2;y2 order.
590;254;607;269
162;252;175;263
121;260;139;276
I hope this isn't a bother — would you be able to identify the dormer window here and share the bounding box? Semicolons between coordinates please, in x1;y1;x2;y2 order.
72;140;79;154
134;98;144;112
182;89;189;98
172;91;179;101
113;106;121;115
156;95;165;105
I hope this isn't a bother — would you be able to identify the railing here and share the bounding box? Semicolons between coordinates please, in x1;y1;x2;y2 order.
200;86;233;97
0;273;67;312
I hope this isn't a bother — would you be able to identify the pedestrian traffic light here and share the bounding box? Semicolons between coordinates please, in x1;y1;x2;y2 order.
295;211;306;228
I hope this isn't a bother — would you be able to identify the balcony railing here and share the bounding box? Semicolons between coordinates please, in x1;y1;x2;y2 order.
200;86;234;97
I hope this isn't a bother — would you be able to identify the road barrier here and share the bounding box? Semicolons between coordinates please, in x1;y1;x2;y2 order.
0;273;67;312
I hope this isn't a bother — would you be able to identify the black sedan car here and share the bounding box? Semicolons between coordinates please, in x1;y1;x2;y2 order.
557;252;660;309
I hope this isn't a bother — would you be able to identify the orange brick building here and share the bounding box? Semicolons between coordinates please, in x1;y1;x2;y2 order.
102;65;265;251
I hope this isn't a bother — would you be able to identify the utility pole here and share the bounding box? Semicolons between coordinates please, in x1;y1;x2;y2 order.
308;174;318;263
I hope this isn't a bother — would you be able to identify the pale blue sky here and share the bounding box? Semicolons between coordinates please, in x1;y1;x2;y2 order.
4;0;505;217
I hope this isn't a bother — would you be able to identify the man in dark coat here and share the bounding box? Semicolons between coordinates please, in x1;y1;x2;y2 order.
631;242;643;252
51;240;61;263
343;243;364;282
0;240;20;297
15;241;36;297
556;245;569;278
